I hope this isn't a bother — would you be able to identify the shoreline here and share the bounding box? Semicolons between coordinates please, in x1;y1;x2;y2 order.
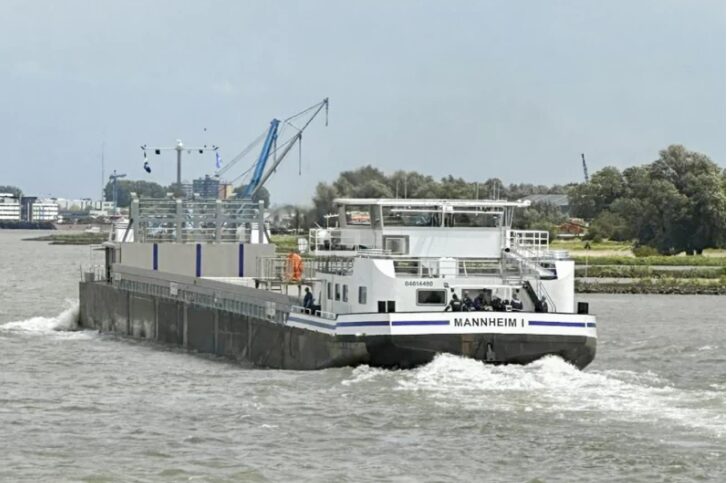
575;280;725;295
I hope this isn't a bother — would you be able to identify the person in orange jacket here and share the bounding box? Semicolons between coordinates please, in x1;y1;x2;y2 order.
287;251;304;282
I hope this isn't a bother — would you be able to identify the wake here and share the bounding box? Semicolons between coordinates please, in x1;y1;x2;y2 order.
1;302;80;333
343;353;725;436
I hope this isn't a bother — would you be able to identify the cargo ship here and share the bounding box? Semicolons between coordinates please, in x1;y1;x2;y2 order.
79;195;596;369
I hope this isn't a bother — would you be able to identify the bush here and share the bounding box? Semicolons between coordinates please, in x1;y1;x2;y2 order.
632;245;659;257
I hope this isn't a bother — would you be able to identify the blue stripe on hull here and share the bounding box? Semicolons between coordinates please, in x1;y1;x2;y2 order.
337;321;390;327
529;321;593;328
392;320;449;326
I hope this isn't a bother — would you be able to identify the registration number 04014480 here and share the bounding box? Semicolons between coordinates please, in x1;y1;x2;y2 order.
404;280;435;287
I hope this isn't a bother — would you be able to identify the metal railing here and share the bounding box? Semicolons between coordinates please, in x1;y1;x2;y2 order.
111;276;289;324
290;305;337;321
256;256;319;281
79;263;107;282
257;256;354;280
308;228;378;253
391;257;510;278
508;229;549;255
130;196;265;243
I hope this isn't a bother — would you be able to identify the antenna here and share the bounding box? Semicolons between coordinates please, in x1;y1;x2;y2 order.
109;170;127;209
101;142;105;202
581;153;590;182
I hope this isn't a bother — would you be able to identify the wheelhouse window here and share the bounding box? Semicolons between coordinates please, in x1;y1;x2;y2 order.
358;286;367;304
343;205;371;226
327;282;332;300
335;283;341;301
342;285;349;302
446;211;500;228
382;206;441;227
416;289;446;306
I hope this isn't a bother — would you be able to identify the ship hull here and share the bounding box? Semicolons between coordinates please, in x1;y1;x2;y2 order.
79;281;596;370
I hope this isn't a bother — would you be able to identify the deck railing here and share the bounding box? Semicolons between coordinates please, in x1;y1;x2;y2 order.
105;270;290;324
130;196;266;243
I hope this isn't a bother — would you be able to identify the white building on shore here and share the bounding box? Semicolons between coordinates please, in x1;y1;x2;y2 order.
31;200;60;221
0;194;21;221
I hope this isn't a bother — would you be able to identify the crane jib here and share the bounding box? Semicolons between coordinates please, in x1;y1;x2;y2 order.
244;119;280;198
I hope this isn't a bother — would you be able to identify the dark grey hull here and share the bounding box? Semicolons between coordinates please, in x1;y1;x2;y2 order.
79;282;596;370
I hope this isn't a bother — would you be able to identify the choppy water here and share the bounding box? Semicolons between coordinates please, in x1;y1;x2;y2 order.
0;230;724;482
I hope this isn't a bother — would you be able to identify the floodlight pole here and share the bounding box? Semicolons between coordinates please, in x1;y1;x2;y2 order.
140;140;219;194
175;140;183;188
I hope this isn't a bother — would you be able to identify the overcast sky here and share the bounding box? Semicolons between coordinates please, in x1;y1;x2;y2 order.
0;0;724;204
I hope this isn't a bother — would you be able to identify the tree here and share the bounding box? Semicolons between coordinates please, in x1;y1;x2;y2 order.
233;185;271;208
512;202;567;234
311;182;339;225
605;145;725;254
568;167;626;219
584;210;631;242
0;185;22;198
104;180;166;207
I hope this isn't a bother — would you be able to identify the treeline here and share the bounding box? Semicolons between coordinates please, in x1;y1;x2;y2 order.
0;185;22;197
308;166;571;233
304;144;724;255
569;145;725;254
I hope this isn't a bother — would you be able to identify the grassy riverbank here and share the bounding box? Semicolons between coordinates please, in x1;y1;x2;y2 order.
24;232;108;245
576;278;725;295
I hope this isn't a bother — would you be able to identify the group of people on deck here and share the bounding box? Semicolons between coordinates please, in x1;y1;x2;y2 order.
445;289;526;312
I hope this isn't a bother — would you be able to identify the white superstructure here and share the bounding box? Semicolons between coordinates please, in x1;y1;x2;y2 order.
278;198;575;317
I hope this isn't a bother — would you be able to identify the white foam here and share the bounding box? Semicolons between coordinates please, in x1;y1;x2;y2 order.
385;354;725;436
341;364;390;386
1;302;81;334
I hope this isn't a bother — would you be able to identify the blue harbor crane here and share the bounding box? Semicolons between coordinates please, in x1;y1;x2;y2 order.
581;153;590;182
218;98;329;200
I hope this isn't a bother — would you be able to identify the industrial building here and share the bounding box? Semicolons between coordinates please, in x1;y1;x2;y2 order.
192;175;220;199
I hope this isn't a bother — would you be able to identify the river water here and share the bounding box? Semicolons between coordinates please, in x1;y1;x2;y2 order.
0;230;724;482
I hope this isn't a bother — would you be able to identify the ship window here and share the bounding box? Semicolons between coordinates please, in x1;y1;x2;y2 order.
382;206;441;227
358;286;367;304
446;212;500;228
343;285;349;302
327;282;332;300
416;289;446;306
344;205;371;226
335;283;341;301
383;235;409;255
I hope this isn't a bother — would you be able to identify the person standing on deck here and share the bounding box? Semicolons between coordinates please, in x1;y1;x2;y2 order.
303;287;314;312
511;292;523;311
287;251;304;282
445;293;463;312
462;291;474;311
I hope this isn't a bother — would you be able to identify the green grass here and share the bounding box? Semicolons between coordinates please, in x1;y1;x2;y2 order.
576;277;725;294
573;255;726;267
551;239;631;251
575;266;725;279
270;234;300;253
24;233;108;245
